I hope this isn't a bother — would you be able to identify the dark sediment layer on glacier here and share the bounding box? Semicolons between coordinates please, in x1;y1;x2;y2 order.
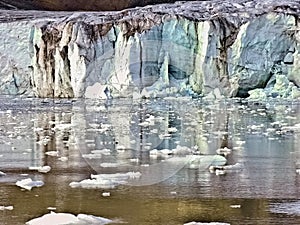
0;0;188;11
1;0;300;99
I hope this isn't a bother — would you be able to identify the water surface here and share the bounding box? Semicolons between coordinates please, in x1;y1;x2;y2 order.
1;96;300;224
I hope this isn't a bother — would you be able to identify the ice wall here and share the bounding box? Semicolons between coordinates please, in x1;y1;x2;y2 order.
2;0;300;98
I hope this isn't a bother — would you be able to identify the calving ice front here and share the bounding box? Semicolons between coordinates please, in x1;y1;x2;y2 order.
0;0;300;100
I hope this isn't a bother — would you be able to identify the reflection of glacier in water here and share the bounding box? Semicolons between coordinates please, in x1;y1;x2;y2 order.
2;96;300;224
270;201;300;215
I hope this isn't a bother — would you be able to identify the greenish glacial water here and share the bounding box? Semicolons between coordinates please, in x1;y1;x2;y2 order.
1;96;300;224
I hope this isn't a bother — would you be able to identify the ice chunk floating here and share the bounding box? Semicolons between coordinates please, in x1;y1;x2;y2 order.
29;166;51;173
26;212;114;225
16;178;44;191
0;205;13;211
69;172;142;189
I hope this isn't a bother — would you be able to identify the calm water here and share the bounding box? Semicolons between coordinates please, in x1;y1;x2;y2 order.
1;96;300;224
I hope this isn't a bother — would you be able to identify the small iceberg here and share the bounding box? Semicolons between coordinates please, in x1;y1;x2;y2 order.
26;212;114;225
29;166;51;173
100;163;121;168
45;151;59;157
209;163;243;175
188;155;227;170
0;171;6;176
16;178;44;191
70;172;141;189
149;145;194;158
216;147;232;156
0;205;13;211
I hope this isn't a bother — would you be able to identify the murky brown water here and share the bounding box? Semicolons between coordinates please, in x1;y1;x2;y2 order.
1;96;300;224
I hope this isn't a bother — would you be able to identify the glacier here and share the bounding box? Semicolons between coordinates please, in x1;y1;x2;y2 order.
1;0;300;99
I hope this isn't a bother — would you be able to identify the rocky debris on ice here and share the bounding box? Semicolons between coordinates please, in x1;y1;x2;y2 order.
26;212;114;225
69;172;141;189
16;178;44;191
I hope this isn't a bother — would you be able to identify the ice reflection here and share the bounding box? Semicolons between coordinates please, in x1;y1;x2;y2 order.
2;97;300;224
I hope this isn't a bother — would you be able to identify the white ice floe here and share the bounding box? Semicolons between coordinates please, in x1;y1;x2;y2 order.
26;212;114;225
33;127;44;132
281;123;300;132
92;149;111;156
82;153;102;159
215;169;226;176
188;155;227;170
159;133;172;139
168;127;178;133
172;145;194;155
184;222;230;225
102;192;111;197
45;151;59;157
0;171;6;176
209;163;243;175
58;157;68;162
150;145;193;158
150;149;172;158
235;140;246;146
47;207;57;211
129;158;139;163
29;166;51;173
0;206;13;211
138;121;150;127
82;149;111;159
100;163;120;168
69;172;141;189
53;123;73;131
216;147;232;156
16;178;44;191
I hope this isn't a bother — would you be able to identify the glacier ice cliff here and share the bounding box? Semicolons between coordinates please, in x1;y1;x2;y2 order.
2;0;300;99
